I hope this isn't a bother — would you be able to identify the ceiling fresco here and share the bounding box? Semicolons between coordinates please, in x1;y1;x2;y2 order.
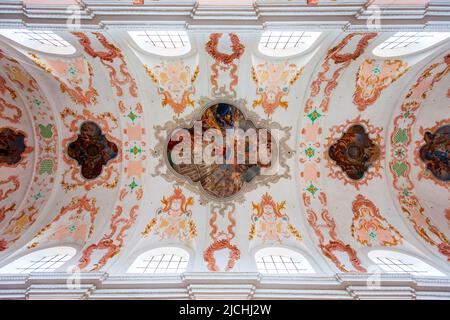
167;102;274;199
326;118;384;188
418;124;449;182
0;26;448;281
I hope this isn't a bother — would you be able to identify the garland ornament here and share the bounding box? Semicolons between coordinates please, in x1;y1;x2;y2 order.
205;33;245;97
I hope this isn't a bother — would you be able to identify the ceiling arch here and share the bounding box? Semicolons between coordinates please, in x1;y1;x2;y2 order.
0;45;60;255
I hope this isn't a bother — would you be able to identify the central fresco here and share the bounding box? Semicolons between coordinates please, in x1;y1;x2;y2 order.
166;102;274;199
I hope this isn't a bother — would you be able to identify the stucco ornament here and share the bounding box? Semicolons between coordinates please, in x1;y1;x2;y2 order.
353;59;409;111
249;193;302;243
252;61;303;115
142;187;197;241
144;61;199;115
351;194;403;247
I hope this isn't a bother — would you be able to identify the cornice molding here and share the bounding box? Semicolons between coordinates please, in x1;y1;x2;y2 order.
0;1;448;30
0;272;449;299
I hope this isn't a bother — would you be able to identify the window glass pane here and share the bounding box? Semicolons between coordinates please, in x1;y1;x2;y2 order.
132;30;190;50
127;248;190;274
373;32;450;57
255;250;314;275
0;247;76;274
368;250;445;276
0;29;76;55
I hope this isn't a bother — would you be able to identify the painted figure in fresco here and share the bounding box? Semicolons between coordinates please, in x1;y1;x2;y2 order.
419;125;450;182
252;62;303;115
351;194;403;247
249;193;301;243
328;124;380;180
67;121;118;179
0;127;26;165
26;195;98;250
167;103;274;199
145;61;198;115
353;59;408;111
48;211;88;243
142;188;196;241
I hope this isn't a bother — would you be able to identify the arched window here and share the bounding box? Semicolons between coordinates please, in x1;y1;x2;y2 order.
258;31;321;57
255;247;315;275
368;250;445;277
372;32;450;58
0;29;76;55
127;247;189;274
0;247;76;274
128;30;191;56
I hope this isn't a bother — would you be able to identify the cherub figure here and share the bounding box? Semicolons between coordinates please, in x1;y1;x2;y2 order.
249;193;301;243
142;188;197;241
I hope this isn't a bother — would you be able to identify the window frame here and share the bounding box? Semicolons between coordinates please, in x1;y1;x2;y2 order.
128;30;193;57
257;30;322;58
0;29;78;56
126;246;190;275
0;246;77;274
372;32;450;58
367;249;445;277
254;247;316;275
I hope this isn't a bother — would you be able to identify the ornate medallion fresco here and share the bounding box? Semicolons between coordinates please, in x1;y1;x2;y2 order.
418;124;449;183
166;102;274;200
252;61;303;115
249;193;301;243
144;61;199;115
353;59;409;111
153;100;292;207
0;127;28;166
351;194;403;247
67;121;119;180
142;187;197;241
327;120;382;186
61;108;121;191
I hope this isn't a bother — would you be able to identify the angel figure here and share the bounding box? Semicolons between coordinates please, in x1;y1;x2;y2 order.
249;193;301;243
142;187;197;241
